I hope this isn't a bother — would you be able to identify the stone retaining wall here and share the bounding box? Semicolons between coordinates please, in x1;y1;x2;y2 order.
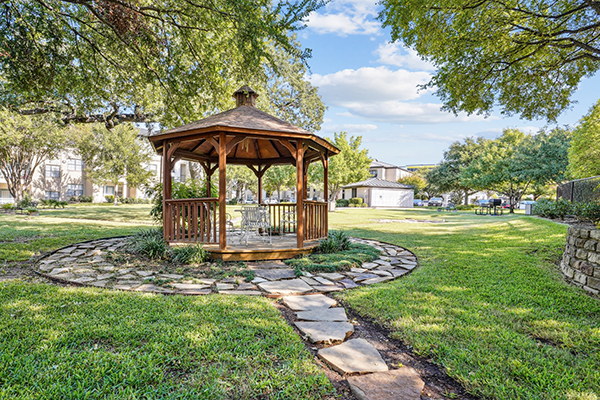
561;225;600;295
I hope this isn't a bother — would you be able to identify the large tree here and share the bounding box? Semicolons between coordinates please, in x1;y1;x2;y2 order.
426;137;486;205
380;0;600;121
568;99;600;178
75;123;153;205
0;0;324;128
309;132;372;203
264;165;296;200
0;109;66;202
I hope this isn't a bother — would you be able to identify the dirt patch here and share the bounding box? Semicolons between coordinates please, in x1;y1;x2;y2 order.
274;299;479;400
0;261;54;284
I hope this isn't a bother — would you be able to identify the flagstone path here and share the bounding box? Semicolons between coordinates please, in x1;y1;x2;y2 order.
33;237;418;296
33;236;425;399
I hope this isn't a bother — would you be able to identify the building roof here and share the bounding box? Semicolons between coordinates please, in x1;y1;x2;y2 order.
370;159;411;173
342;177;413;189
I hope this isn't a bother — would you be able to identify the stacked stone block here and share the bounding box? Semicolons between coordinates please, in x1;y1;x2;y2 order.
561;226;600;295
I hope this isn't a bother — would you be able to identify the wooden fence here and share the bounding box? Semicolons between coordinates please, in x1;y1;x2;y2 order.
164;198;218;243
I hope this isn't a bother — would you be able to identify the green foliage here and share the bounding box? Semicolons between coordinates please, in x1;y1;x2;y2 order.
0;109;66;203
76;123;153;205
0;1;326;129
25;206;38;214
79;195;93;203
16;193;33;209
568;100;600;179
533;198;573;220
171;244;208;265
1;203;14;210
309;132;372;202
286;243;381;274
316;231;352;254
104;195;116;204
348;197;363;205
127;228;168;260
380;1;600;121
263;165;296;200
148;180;213;222
336;199;349;207
572;202;600;224
398;175;427;197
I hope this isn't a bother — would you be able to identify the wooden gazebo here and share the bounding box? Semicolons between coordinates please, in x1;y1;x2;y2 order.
147;86;340;260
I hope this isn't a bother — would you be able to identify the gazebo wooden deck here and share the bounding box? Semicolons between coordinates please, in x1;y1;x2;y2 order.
147;86;340;261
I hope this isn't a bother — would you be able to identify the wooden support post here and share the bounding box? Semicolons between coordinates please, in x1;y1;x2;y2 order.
218;132;227;250
163;142;172;241
323;155;329;236
296;141;304;248
258;172;263;204
205;162;212;197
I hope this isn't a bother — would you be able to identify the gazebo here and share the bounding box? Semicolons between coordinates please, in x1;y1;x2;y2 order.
147;86;340;260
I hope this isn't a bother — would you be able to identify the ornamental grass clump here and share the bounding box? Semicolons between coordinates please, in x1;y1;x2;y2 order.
128;228;168;259
171;243;208;264
316;230;351;254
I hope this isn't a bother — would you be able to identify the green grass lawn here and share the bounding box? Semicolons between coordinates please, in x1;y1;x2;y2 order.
39;203;155;223
0;282;332;399
330;208;600;400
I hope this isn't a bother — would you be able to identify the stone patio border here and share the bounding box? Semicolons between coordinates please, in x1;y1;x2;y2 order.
33;236;419;296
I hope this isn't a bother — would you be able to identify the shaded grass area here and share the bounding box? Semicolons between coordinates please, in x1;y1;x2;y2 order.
0;214;148;262
330;209;600;399
0;282;333;399
38;203;154;223
285;243;380;274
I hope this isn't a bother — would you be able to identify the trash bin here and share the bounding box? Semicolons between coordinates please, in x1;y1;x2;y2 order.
525;203;533;215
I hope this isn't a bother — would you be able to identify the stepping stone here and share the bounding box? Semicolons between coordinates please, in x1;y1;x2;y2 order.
100;266;115;272
339;278;359;289
58;247;76;253
295;321;354;344
177;289;212;295
350;267;366;273
70;250;86;257
251;277;267;284
159;273;184;279
254;268;296;281
399;263;417;270
38;264;56;272
317;339;388;375
282;294;337;310
49;267;70;275
117;280;143;286
371;270;392;277
257;278;312;295
301;271;314;277
314;276;335;286
135;284;163;292
118;274;136;280
72;276;96;284
215;283;235;291
113;284;138;291
374;265;394;271
218;290;262;296
296;307;348;322
196;278;216;285
88;280;109;287
361;277;394;285
118;268;133;275
318;272;345;281
51;273;75;280
96;273;114;280
354;273;380;282
361;263;379;270
311;285;343;293
388;269;409;278
169;283;211;290
136;271;155;277
236;282;257;290
299;276;321;286
347;368;425;400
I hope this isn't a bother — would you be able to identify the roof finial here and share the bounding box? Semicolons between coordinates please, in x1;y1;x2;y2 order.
233;85;258;107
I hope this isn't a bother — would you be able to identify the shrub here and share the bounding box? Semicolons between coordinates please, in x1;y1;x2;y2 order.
360;203;367;207
17;194;33;209
534;198;573;219
227;198;238;205
316;231;351;254
336;199;349;207
349;197;363;205
79;195;93;203
2;203;14;210
456;204;477;210
171;244;208;264
573;202;600;224
105;195;116;203
25;206;38;214
128;228;168;259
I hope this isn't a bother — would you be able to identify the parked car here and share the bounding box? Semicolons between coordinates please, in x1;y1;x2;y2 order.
422;200;429;206
429;197;444;207
413;199;423;207
474;199;490;207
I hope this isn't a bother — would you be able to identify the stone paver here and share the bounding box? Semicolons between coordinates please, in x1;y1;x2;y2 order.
282;294;337;310
254;268;296;281
347;368;424;400
295;321;354;344
296;307;348;322
258;278;313;295
317;339;389;375
169;283;211;290
318;272;346;281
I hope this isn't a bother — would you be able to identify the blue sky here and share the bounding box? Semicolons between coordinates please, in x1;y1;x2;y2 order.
300;0;600;167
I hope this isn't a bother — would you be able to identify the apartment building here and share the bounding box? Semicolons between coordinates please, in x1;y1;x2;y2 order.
0;150;191;204
369;160;413;181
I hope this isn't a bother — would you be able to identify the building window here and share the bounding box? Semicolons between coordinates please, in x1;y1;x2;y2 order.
352;188;357;198
0;190;14;204
369;169;377;178
45;191;60;200
67;159;83;171
67;184;84;197
342;190;345;199
45;165;60;178
104;186;115;195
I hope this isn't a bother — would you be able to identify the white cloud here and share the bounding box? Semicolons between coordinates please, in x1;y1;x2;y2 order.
375;42;436;72
321;123;378;134
310;66;432;103
305;0;381;36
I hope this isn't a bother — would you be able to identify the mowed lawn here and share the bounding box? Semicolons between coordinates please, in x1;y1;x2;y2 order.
330;208;600;400
0;205;334;399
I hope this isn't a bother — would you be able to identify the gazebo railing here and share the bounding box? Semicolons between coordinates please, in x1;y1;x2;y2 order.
164;198;218;243
268;202;328;241
304;200;328;240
